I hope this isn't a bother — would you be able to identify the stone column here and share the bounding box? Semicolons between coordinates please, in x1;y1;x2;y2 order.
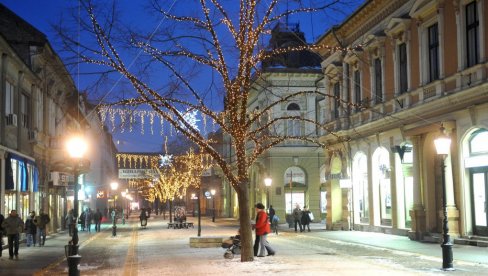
441;124;460;237
408;136;426;240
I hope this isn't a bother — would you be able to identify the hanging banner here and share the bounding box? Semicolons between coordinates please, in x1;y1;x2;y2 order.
119;169;157;179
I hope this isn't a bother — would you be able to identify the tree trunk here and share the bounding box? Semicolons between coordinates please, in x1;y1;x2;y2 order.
169;200;173;223
236;180;254;262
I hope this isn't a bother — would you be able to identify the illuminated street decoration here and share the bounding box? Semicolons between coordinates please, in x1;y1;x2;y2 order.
159;154;173;167
98;107;203;135
179;109;200;132
96;190;105;199
71;0;359;262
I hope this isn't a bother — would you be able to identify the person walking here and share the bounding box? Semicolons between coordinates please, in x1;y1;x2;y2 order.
85;209;93;233
292;204;303;232
271;214;279;235
34;210;50;246
139;208;148;228
268;205;278;234
0;213;5;257
2;210;24;260
24;211;37;246
253;203;275;257
301;206;312;232
79;210;86;231
65;209;74;237
93;209;102;232
268;205;275;223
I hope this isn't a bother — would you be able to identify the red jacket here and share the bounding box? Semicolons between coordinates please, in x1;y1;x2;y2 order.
255;210;270;235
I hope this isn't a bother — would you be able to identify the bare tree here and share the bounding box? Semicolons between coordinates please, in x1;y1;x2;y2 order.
56;0;358;262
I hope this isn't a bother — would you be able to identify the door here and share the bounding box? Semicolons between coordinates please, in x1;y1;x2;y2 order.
471;167;488;236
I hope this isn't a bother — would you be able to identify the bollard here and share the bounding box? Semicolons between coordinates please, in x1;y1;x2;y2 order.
65;245;81;276
67;255;81;276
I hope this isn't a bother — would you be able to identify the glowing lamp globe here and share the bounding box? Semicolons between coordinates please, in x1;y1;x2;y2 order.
66;136;88;158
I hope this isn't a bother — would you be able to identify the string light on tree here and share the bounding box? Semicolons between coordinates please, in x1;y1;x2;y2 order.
67;0;356;263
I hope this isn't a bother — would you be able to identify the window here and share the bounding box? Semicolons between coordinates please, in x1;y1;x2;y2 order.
374;58;382;103
333;82;340;118
287;120;301;136
353;152;369;222
320;191;327;213
286;103;301;136
466;2;479;67
285;192;305;214
48;99;56;136
35;88;43;131
398;43;408;94
287;103;300;111
354;70;361;112
5;81;14;115
428;23;439;82
470;130;488;155
20;93;30;128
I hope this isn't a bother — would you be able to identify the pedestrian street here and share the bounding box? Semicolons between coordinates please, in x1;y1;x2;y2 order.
2;214;488;275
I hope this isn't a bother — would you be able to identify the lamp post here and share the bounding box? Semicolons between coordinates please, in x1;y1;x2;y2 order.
210;189;216;222
121;191;127;224
264;177;272;208
66;135;88;276
434;125;453;270
111;181;119;237
191;193;196;217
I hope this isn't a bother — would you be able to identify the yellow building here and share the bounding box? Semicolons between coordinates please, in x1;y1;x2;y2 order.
316;0;488;241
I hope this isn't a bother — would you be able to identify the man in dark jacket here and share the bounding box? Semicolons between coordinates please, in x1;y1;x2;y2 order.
34;209;50;246
93;209;102;232
2;210;24;259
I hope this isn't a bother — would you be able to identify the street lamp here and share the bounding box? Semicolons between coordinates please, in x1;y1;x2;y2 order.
65;135;88;275
434;125;453;270
210;189;216;222
111;181;119;237
121;191;127;224
191;193;196;217
264;177;272;208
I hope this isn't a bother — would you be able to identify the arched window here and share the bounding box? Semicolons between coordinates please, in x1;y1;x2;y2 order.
470;129;488;155
287;103;300;111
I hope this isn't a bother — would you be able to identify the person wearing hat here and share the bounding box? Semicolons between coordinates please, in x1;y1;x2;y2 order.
253;203;276;257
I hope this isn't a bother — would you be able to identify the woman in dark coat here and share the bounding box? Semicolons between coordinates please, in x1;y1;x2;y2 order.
301;206;312;232
139;208;148;228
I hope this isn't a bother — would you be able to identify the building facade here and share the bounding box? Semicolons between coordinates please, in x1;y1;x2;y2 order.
0;4;117;233
316;0;488;240
240;23;326;222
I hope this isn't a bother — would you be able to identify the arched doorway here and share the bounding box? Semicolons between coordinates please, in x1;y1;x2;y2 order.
284;166;306;214
464;129;488;236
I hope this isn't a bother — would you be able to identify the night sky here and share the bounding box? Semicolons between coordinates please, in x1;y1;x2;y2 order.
1;0;363;152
